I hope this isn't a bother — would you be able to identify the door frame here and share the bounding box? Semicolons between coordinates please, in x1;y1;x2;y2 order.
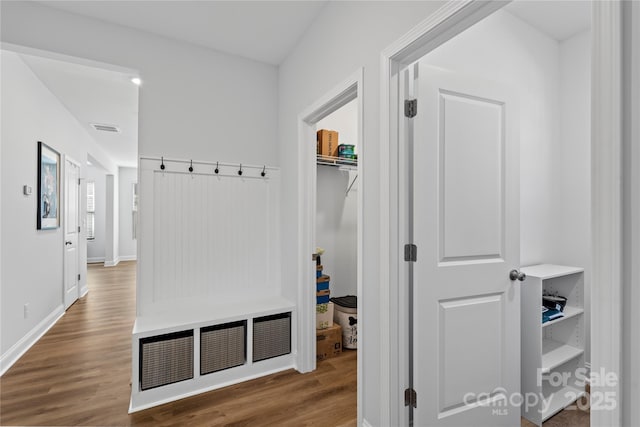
63;154;82;309
380;1;624;426
296;68;363;424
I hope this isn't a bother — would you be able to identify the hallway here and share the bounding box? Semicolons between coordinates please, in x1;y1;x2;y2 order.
0;262;357;426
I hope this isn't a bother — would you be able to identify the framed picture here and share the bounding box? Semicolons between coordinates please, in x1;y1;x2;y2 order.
37;141;60;230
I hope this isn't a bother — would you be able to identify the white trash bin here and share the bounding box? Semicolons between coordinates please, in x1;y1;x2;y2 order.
331;296;357;349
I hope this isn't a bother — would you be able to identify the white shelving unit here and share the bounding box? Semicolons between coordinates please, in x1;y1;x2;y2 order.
316;154;357;170
521;264;586;425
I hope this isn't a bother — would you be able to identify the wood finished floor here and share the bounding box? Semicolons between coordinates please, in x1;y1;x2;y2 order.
0;262;357;427
0;261;589;427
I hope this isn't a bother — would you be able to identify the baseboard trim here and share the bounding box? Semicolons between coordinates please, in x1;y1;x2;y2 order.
80;285;89;298
87;257;105;263
362;419;373;427
104;257;120;267
1;305;64;376
128;364;294;413
119;255;137;262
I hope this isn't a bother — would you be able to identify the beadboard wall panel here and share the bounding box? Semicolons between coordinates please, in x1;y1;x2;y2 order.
138;158;281;316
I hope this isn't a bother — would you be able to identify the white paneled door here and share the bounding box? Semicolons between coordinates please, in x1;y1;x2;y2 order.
64;158;80;310
411;64;521;426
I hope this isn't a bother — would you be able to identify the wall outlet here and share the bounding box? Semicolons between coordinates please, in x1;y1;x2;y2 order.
24;303;29;319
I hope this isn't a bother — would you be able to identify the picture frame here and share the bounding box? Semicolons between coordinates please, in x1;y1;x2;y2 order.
37;141;60;230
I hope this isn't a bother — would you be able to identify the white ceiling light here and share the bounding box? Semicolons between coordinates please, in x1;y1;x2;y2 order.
131;77;141;86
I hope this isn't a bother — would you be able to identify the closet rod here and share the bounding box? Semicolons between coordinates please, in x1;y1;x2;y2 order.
139;156;279;171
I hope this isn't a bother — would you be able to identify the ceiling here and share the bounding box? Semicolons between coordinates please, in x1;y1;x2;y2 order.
18;1;591;169
37;1;328;66
504;0;591;42
21;53;139;168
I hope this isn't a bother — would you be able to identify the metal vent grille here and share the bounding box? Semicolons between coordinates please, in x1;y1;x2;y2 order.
201;321;246;375
253;312;291;362
139;330;193;391
91;123;121;133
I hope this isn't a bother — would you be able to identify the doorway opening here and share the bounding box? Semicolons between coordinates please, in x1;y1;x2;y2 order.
297;68;363;424
379;0;617;425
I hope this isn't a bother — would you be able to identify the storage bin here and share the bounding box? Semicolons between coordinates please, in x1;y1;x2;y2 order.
331;296;357;350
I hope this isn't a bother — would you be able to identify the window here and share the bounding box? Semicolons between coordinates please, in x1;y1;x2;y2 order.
87;181;95;240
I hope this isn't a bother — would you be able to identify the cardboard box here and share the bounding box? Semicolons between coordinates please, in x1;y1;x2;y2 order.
317;129;339;157
316;302;334;329
316;323;342;360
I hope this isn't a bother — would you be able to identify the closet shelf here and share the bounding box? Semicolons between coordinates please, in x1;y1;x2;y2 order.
541;339;584;374
542;385;586;422
542;306;583;328
317;155;357;170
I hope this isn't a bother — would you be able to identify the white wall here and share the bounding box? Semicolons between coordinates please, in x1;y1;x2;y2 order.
277;2;446;425
86;165;107;262
0;50;117;372
118;167;137;261
553;30;591;363
316;98;359;152
316;167;358;297
104;174;119;266
315;100;358;298
0;1;279;166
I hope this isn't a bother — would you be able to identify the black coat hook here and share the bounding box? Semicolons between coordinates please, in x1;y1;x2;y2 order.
261;165;266;177
189;160;193;173
238;164;243;176
160;156;165;170
214;162;219;174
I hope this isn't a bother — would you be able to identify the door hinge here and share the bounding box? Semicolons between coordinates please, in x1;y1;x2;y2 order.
78;274;81;281
404;388;417;408
404;99;417;118
78;226;81;232
404;244;417;262
78;178;81;185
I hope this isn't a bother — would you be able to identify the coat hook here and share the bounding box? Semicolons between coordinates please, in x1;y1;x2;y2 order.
160;156;165;170
261;165;266;177
214;162;219;174
189;160;193;173
238;164;243;176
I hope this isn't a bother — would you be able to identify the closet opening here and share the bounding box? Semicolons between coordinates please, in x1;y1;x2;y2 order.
296;69;363;425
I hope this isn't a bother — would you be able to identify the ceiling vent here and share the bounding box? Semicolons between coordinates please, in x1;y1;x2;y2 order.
91;123;121;133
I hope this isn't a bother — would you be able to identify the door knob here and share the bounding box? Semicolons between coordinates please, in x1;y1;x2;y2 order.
509;269;526;281
65;241;72;246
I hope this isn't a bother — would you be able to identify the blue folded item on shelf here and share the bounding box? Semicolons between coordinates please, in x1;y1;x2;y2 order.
542;306;565;323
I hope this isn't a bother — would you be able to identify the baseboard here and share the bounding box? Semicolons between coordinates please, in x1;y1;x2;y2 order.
362;419;374;427
1;305;64;376
80;285;89;298
119;255;137;262
104;256;120;267
87;257;105;263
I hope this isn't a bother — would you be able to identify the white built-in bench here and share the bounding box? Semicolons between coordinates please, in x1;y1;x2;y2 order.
129;296;296;413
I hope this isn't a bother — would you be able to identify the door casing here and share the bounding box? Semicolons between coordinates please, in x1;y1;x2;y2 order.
296;68;364;425
381;1;624;425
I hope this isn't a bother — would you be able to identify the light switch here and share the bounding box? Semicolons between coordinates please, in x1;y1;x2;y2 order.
23;185;32;196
